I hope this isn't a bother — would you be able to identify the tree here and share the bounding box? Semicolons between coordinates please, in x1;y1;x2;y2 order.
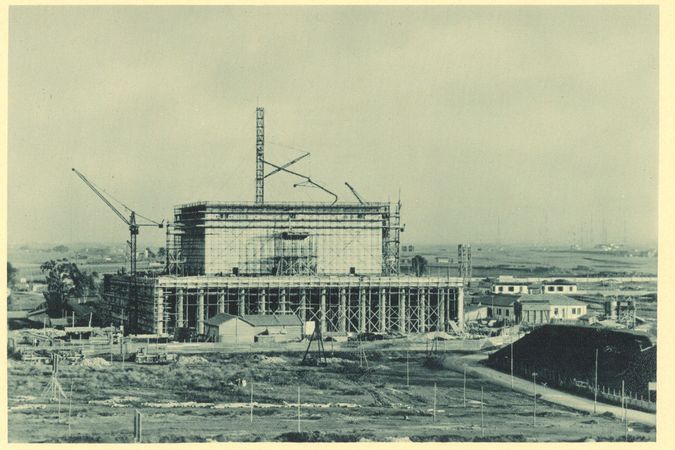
411;255;428;277
40;259;99;316
7;262;18;288
157;247;166;258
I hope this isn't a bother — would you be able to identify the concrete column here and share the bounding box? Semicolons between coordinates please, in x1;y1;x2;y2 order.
359;288;367;333
280;289;287;314
438;289;445;332
320;288;327;335
339;288;347;333
239;289;246;315
419;289;427;333
457;287;465;329
197;289;205;335
156;287;164;335
379;289;387;333
176;288;184;328
300;290;307;323
217;290;225;314
258;289;266;315
399;289;407;334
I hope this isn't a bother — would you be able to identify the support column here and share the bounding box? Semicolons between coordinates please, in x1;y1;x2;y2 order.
197;289;205;335
379;289;387;333
399;289;407;334
300;290;307;323
438;289;445;332
156;287;164;335
419;289;427;333
239;289;246;315
320;288;327;335
217;290;225;314
258;289;266;315
280;289;287;314
176;288;184;328
457;287;465;329
339;288;347;333
359;288;367;333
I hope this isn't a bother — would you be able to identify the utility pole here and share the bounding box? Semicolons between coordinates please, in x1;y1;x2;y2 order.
594;348;598;414
406;350;410;387
297;386;301;433
463;366;467;408
480;386;484;438
250;379;254;423
510;340;514;389
622;380;628;441
433;382;437;422
532;372;538;427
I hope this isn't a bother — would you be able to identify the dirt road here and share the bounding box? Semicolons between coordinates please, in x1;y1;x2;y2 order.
445;353;656;427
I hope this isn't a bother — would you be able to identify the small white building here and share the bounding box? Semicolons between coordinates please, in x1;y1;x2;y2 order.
491;282;530;295
204;314;303;344
515;294;587;324
542;279;578;294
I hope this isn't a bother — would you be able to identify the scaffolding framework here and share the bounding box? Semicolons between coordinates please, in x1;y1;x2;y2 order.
167;202;399;277
103;275;464;336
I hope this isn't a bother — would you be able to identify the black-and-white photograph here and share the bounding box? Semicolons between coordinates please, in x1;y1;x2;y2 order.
5;4;660;443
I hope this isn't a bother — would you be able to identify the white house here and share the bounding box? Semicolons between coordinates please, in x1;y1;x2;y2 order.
491;282;530;295
542;279;578;294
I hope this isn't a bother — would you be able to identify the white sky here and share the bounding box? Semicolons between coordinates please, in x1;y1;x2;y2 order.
8;6;658;247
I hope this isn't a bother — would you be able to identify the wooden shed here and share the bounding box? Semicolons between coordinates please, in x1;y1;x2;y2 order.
204;313;303;344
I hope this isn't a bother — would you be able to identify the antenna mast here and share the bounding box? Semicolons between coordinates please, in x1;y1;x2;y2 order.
256;107;265;203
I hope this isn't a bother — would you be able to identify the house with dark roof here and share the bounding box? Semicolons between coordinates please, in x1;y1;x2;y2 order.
204;313;303;344
542;279;578;294
515;294;587;324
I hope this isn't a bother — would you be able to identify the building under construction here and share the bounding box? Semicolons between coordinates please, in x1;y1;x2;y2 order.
102;108;464;336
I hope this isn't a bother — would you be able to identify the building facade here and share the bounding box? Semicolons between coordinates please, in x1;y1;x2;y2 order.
103;274;465;336
515;294;587;324
171;202;400;277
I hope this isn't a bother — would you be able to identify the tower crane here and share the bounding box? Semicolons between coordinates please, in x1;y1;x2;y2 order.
345;182;365;204
71;168;164;276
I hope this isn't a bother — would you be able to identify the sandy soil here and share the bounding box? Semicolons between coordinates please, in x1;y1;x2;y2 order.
8;350;655;443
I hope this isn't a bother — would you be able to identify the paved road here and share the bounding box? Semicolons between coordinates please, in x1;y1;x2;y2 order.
445;353;656;427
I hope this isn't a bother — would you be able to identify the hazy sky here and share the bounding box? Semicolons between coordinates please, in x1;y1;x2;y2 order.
8;6;658;247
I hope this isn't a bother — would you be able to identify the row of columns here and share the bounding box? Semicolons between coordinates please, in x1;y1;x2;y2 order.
155;285;464;336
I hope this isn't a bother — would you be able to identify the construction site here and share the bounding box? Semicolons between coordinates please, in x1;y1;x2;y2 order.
100;107;465;340
7;108;657;443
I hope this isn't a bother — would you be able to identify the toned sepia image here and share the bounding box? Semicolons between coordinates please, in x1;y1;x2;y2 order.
6;5;658;443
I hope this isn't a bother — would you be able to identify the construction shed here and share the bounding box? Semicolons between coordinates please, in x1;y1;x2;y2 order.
204;313;303;344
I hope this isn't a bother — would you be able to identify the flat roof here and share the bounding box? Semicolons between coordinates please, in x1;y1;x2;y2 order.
176;201;390;210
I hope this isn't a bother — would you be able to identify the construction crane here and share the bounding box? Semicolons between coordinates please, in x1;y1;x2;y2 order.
71;168;163;276
345;182;365;204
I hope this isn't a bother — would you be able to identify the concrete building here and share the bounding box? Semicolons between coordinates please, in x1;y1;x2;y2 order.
542;279;578;294
101;108;466;336
485;295;517;322
515;294;587;324
491;282;530;295
204;313;302;344
103;274;464;336
174;202;401;277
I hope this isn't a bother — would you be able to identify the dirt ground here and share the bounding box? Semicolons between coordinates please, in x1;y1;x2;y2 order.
7;350;656;443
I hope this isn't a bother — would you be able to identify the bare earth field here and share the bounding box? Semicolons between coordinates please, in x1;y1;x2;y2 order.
8;351;655;443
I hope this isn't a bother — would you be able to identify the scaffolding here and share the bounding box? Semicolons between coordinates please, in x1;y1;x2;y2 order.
103;274;465;336
167;202;397;277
